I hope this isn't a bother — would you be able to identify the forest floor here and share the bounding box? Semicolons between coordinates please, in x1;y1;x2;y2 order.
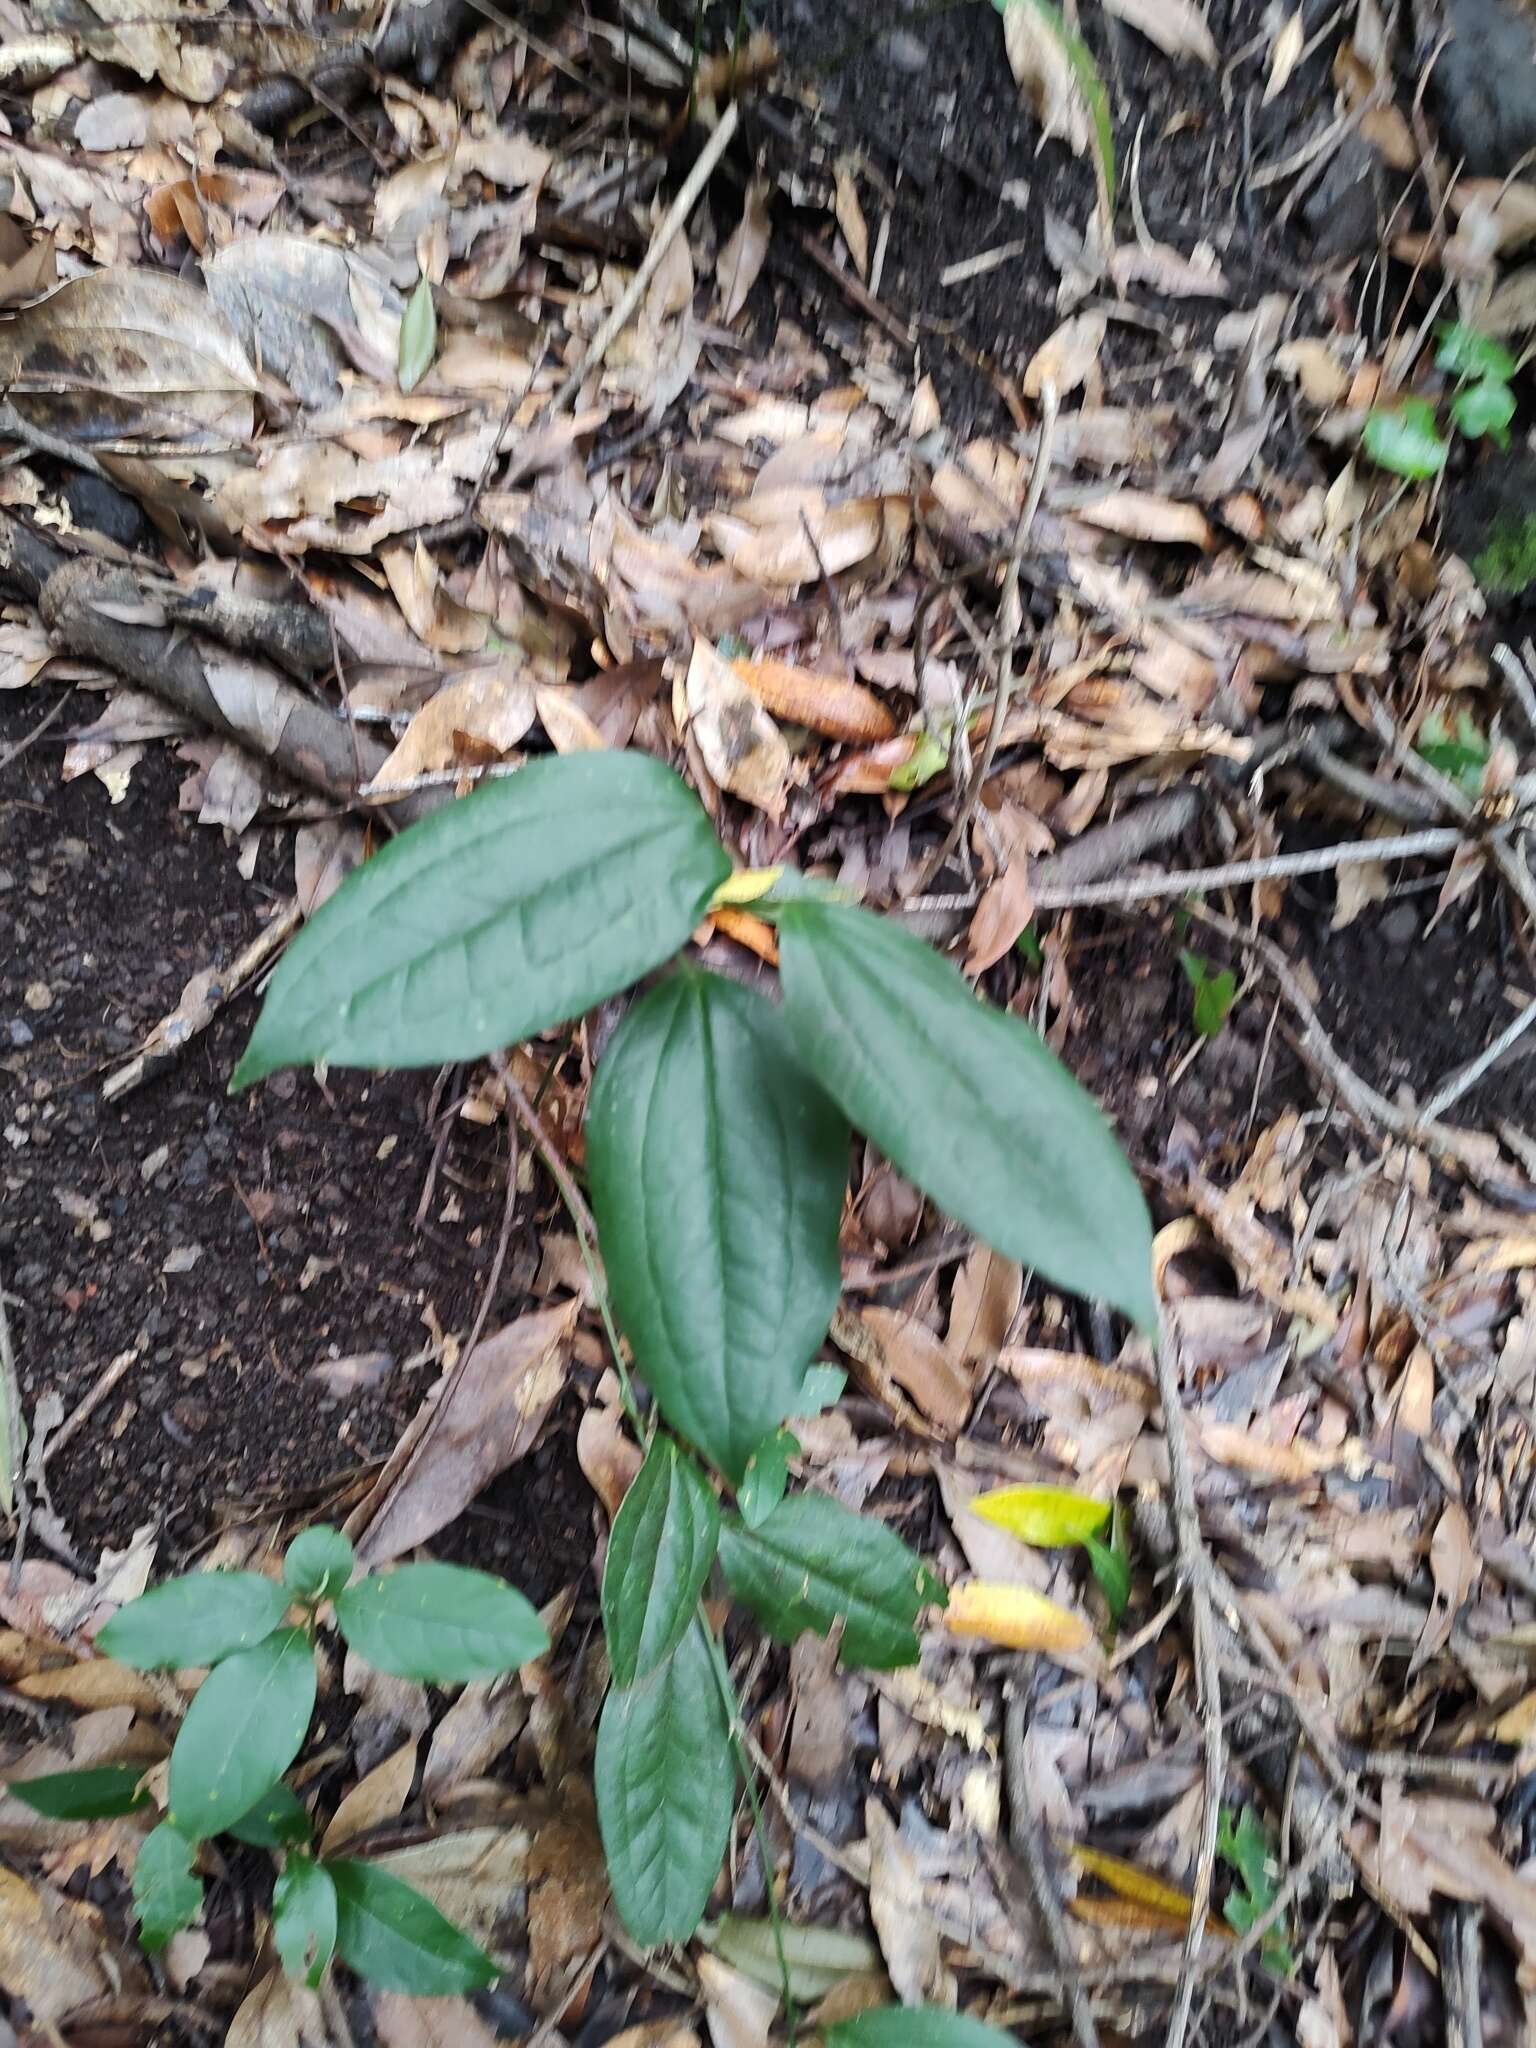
2;0;1536;2043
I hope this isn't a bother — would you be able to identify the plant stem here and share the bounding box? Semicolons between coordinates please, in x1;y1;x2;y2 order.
700;1617;799;2038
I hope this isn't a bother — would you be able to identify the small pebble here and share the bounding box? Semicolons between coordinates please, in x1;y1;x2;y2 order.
7;1021;33;1048
23;982;52;1011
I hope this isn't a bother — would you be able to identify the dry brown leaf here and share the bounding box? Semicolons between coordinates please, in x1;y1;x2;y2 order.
373;1994;502;2048
1002;1;1100;168
866;1799;954;2006
834;158;870;280
684;635;792;820
382;542;489;657
707;492;890;589
295;821;365;919
846;1306;973;1436
1413;1500;1479;1670
698;1952;779;2048
528;1779;608;1999
731;656;897;743
1355;1787;1536;1979
718;179;772;322
945;1247;1023;1371
0;1865;127;2020
350;1301;578;1567
1103;0;1217;62
1264;8;1305;98
423;1679;527;1804
1109;239;1228;297
0;266;259;448
1024;310;1105;399
365;668;537;794
13;1658;166;1714
320;1738;418;1855
1075;489;1212;547
227;1967;333;2048
535;684;608;753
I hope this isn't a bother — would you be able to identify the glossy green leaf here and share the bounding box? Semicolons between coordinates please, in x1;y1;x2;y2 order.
793;1365;846;1417
738;1428;797;1529
96;1570;289;1671
227;1780;313;1848
274;1856;337;1987
330;1859;497;1994
7;1763;149;1820
602;1438;720;1689
1180;949;1238;1038
398;274;437;393
334;1562;548;1683
133;1822;202;1952
231;754;731;1088
828;2008;1019;2048
969;1484;1110;1547
1435;321;1515;383
588;969;848;1480
284;1526;354;1604
1361;397;1448;479
168;1626;316;1841
1450;376;1515;443
718;1493;944;1669
1084;1532;1131;1626
777;900;1155;1330
595;1621;735;1947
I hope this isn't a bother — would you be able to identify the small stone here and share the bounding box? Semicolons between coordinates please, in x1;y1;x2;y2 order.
162;1244;203;1274
1380;903;1419;947
23;983;52;1012
141;1143;171;1182
6;1022;33;1048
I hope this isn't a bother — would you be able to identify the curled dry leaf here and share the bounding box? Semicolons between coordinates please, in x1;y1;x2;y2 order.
373;1993;503;2048
226;1966;332;2048
718;180;772;322
866;1799;954;2006
684;636;793;820
320;1738;419;1855
364;668;538;794
1024;309;1105;399
0;1866;127;2021
1103;0;1218;63
698;1952;779;2048
731;656;897;744
1075;489;1213;547
706;491;892;589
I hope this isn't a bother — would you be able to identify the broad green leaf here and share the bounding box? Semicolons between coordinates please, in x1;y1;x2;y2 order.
331;1859;496;1993
398;274;437;393
7;1763;149;1820
738;1428;797;1529
231;754;731;1088
1451;376;1515;443
1361;397;1447;479
334;1562;548;1683
228;1780;313;1848
602;1438;720;1689
1418;706;1491;794
133;1822;202;1951
793;1365;846;1417
777;900;1155;1330
969;1484;1110;1547
718;1493;944;1669
588;969;848;1481
890;728;950;792
595;1621;735;1947
274;1856;338;1987
1435;322;1515;383
706;1913;880;1998
169;1626;316;1841
1179;950;1237;1038
96;1570;289;1671
828;2008;1020;2048
284;1526;354;1604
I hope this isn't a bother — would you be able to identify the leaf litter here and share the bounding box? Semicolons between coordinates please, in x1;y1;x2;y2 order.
3;0;1536;2040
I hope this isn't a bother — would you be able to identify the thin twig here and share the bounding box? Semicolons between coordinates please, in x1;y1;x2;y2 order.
1421;991;1536;1124
549;101;741;419
1151;1312;1225;2048
1;1270;27;1587
1030;827;1465;910
0;687;71;775
1003;1694;1101;2048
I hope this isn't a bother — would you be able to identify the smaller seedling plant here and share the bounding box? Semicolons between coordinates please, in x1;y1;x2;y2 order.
1362;321;1519;480
1217;1802;1295;1975
9;1528;547;1990
189;748;1149;1960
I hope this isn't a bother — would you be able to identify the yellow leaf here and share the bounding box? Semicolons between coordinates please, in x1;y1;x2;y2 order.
1065;1842;1198;1919
944;1580;1092;1653
710;867;784;909
969;1485;1110;1547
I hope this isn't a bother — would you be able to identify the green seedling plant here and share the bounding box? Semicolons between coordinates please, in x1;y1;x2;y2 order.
1362;321;1518;480
1417;702;1492;797
214;749;1153;1958
1217;1802;1296;1974
1179;947;1238;1038
8;1527;547;1989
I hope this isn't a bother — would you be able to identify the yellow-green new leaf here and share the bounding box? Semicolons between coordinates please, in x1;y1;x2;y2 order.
970;1485;1110;1548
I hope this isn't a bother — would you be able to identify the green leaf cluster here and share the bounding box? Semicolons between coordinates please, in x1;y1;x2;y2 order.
1217;1803;1295;1974
13;1525;544;1992
226;748;1157;1951
1178;948;1237;1038
1362;322;1521;478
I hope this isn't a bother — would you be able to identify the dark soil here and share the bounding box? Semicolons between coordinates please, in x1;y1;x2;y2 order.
0;691;592;1599
751;0;1341;433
